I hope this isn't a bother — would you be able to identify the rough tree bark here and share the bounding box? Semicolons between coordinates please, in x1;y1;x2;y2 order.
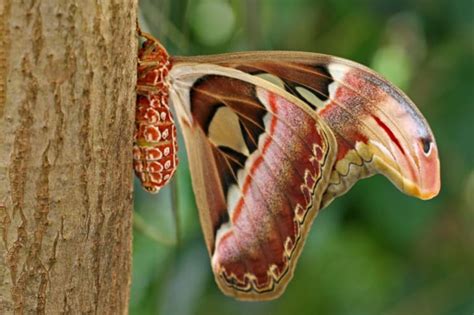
0;1;137;313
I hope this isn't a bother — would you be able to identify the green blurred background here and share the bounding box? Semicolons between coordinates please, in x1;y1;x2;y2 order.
132;1;474;314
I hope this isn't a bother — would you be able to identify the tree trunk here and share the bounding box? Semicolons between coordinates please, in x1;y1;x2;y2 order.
0;1;137;313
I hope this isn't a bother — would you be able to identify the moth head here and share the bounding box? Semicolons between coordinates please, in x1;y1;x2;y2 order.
138;34;169;66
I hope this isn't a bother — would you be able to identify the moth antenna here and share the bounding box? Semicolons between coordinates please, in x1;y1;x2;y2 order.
136;17;141;37
137;26;169;56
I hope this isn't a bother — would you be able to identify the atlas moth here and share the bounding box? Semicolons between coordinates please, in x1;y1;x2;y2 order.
133;30;440;301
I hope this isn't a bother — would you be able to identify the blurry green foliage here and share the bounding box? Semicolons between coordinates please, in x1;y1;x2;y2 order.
133;1;474;314
190;0;236;45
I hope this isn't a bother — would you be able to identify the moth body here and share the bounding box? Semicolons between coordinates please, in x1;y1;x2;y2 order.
134;37;178;193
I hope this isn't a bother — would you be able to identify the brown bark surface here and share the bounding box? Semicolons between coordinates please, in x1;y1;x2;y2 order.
0;1;137;313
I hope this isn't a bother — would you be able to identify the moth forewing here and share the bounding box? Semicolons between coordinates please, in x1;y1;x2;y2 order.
174;52;440;204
